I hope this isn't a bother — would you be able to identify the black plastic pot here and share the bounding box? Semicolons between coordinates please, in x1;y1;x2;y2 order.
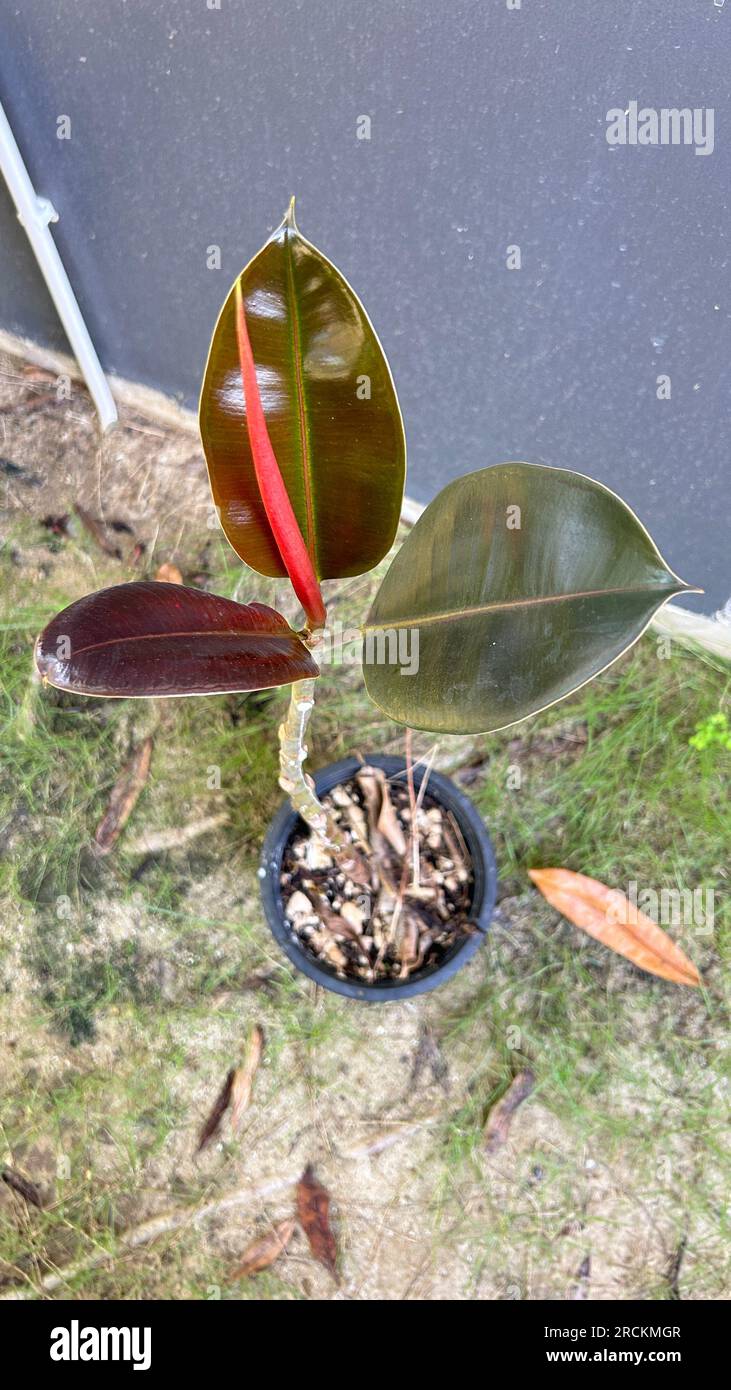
260;754;498;1001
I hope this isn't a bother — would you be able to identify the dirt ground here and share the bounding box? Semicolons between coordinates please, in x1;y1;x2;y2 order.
0;350;728;1301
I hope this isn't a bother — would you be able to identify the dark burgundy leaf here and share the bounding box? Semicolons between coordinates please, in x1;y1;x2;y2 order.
35;582;319;697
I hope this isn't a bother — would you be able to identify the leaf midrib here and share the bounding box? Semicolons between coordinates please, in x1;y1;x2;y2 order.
608;917;697;980
58;629;295;660
364;582;680;632
283;227;317;570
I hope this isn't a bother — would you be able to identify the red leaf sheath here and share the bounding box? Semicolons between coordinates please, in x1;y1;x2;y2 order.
234;280;326;630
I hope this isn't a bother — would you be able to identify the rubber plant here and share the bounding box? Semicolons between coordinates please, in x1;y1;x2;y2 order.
35;202;698;983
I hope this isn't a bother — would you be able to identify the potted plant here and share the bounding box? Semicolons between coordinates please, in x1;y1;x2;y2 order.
35;202;696;1000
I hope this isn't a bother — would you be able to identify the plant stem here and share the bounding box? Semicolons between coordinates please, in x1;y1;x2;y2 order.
404;728;420;890
277;678;341;846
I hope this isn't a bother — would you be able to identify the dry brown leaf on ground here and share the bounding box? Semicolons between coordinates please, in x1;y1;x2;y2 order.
0;1114;438;1300
666;1233;687;1300
569;1254;591;1300
230;1219;296;1281
73;502;122;558
155;562;183;584
196;1069;235;1153
528;868;701;986
1;1168;44;1209
230;1024;265;1133
196;1027;264;1151
296;1166;338;1278
484;1069;536;1153
94;736;153;855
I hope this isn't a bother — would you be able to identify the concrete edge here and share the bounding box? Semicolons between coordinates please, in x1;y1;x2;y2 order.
1;325;728;660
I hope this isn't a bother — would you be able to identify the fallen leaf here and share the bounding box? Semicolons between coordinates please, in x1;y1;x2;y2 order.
353;768;403;874
94;736;153;855
155;562;183;584
377;779;407;856
296;1166;338;1277
355;765;385;834
1;1168;44;1209
666;1233;687;1301
230;1024;265;1132
74;503;122;558
231;1219;296;1280
484;1069;535;1153
569;1254;591;1300
528;868;701;986
196;1069;234;1152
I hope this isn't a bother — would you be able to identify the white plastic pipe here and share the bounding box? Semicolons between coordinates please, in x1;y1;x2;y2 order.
0;98;117;432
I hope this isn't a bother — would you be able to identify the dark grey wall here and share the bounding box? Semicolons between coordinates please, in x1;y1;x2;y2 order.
0;0;728;611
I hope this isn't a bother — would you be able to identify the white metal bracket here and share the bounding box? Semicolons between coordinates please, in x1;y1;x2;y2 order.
0;97;118;432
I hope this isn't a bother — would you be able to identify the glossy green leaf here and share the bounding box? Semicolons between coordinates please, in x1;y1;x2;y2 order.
362;463;696;734
199;202;406;581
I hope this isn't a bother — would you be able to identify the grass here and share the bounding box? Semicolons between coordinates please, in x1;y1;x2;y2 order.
0;511;729;1300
